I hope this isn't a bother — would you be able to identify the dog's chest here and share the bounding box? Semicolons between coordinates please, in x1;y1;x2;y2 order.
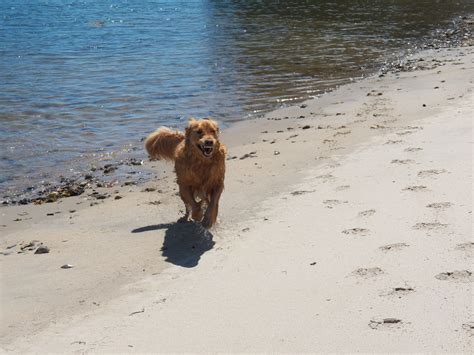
176;161;219;187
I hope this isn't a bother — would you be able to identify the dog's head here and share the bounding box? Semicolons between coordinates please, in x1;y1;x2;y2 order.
185;118;221;159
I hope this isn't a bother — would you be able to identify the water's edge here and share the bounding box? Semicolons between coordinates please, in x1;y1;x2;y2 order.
1;14;472;205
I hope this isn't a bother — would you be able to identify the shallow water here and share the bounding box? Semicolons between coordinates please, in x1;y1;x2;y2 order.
1;0;472;197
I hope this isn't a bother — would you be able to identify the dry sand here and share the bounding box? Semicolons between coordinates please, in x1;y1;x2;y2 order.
1;46;473;353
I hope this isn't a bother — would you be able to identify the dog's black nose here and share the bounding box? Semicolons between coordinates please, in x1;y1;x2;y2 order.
204;140;214;146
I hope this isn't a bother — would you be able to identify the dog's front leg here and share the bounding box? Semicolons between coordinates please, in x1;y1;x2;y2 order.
202;185;223;228
178;185;202;222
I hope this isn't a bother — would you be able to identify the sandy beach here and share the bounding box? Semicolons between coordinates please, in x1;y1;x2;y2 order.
1;45;473;352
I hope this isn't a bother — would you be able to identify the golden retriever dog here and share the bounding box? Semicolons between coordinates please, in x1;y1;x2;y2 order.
145;118;226;228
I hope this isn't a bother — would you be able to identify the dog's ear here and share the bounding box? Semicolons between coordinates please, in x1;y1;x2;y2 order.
209;119;220;135
185;117;197;138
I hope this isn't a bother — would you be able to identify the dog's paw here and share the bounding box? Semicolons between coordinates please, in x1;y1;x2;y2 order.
177;216;189;223
201;217;212;229
192;210;203;222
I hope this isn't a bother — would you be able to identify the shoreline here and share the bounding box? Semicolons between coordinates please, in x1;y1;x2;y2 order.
2;14;472;206
1;43;473;351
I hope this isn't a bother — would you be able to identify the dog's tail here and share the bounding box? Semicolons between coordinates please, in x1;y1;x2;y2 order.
145;127;184;161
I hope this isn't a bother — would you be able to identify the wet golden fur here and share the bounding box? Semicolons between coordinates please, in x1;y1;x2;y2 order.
145;118;226;228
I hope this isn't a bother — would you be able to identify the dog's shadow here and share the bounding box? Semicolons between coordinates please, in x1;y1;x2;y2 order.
131;221;215;268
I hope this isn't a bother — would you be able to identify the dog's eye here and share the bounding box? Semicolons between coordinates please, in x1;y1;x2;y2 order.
197;129;203;135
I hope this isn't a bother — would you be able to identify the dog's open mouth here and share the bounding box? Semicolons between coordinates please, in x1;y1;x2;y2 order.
199;144;214;157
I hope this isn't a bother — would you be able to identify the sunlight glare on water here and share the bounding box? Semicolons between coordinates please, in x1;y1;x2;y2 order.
0;0;472;196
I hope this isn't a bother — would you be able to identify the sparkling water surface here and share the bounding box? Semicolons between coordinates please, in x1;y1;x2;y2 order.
1;0;472;196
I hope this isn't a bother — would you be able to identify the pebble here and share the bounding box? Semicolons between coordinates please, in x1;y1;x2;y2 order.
61;264;74;269
34;246;50;254
103;165;117;174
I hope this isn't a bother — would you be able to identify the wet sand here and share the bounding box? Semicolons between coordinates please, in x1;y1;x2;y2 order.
0;46;473;352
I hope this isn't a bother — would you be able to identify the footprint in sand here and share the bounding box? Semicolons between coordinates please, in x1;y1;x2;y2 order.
404;147;423;152
352;267;383;278
239;151;257;160
381;287;415;298
417;169;448;177
396;130;416;136
323;139;336;145
403;185;427;192
370;124;388;130
366;91;384;97
291;190;315;196
456;242;474;252
455;243;474;258
382;118;398;124
435;270;473;282
426;202;453;209
342;228;370;236
412;222;448;231
315;173;335;182
379;243;409;252
358;209;376;217
391;159;415;164
384;139;403;145
323;199;348;208
462;322;474;336
369;318;403;330
333;130;351;137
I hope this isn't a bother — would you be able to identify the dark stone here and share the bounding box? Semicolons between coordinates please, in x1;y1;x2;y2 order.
103;166;117;174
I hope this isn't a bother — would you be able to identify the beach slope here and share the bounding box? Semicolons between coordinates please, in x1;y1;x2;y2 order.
1;46;472;352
